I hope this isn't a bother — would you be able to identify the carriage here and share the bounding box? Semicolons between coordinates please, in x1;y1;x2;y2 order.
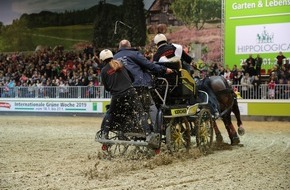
95;62;214;158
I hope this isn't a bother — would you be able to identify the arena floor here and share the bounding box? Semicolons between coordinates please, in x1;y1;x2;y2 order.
0;116;289;189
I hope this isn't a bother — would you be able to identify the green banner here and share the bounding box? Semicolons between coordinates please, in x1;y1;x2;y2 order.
224;0;290;70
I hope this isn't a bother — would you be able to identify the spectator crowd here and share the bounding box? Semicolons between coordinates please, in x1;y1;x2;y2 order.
0;46;102;98
0;45;289;99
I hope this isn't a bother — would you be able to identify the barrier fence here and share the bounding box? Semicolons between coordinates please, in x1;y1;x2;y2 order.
0;84;289;100
0;86;109;99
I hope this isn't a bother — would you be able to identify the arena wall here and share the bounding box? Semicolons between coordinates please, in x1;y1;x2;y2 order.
237;100;290;116
0;98;110;113
0;98;289;117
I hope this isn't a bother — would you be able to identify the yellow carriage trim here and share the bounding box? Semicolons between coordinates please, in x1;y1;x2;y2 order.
171;108;188;116
180;69;195;86
180;69;196;95
187;104;198;115
170;105;198;116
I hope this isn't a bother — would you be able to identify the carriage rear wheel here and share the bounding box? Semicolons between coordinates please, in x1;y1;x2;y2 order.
196;108;213;154
97;131;157;159
165;117;191;153
98;131;130;159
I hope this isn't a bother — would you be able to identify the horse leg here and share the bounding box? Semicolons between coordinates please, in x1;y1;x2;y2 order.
213;120;223;143
232;98;245;136
222;113;240;145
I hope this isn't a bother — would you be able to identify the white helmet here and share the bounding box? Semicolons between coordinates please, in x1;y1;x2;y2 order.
99;49;113;61
154;33;167;45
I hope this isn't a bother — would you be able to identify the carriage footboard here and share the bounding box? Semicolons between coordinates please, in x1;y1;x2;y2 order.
95;138;149;146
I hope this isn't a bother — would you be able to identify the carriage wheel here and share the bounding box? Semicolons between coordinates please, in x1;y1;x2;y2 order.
100;131;130;158
99;131;157;159
155;109;164;147
196;109;213;154
165;117;191;153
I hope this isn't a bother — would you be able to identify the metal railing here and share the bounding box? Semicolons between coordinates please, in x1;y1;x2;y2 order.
0;84;289;99
0;86;110;99
232;84;290;99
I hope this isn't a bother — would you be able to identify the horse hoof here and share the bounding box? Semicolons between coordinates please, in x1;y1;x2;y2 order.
238;126;245;136
216;133;223;143
231;137;240;145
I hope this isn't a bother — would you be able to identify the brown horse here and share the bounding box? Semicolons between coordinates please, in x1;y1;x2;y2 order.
207;76;245;145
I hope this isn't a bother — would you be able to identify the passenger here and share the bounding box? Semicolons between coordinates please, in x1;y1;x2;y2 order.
114;39;173;130
99;49;159;147
152;33;220;118
100;49;146;136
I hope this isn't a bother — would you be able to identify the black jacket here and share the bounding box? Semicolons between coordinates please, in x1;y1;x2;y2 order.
114;48;167;87
101;61;133;97
153;43;193;64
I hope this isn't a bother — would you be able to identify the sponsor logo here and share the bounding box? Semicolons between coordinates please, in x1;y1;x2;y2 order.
171;108;187;115
236;23;290;54
0;102;11;109
256;27;274;44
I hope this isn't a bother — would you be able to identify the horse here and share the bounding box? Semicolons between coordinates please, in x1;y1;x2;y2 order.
205;76;245;145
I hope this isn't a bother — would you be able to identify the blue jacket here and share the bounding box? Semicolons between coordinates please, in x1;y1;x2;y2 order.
114;48;167;87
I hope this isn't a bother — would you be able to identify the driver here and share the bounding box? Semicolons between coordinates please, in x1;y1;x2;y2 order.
99;49;149;137
153;33;194;74
152;33;220;118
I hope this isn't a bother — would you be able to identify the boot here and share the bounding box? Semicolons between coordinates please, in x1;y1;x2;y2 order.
146;133;160;149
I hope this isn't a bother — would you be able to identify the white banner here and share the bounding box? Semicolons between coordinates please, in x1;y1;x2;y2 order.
0;99;109;113
235;22;290;54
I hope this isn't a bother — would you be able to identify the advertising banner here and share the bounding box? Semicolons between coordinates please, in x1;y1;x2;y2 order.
224;0;290;69
0;99;110;113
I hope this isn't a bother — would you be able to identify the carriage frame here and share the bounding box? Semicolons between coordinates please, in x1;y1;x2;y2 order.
95;63;214;157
